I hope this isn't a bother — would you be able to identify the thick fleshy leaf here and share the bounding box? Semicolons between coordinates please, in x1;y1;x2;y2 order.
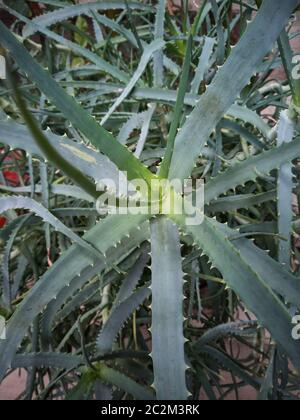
150;217;188;400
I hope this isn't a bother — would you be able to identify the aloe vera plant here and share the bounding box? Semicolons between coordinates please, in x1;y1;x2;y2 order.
0;0;300;400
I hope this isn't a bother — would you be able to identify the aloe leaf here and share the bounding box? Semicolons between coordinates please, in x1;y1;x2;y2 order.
199;345;261;390
190;36;215;95
66;373;93;400
11;82;99;200
43;79;269;136
163;55;180;77
45;247;148;348
55;246;148;329
55;281;104;335
53;208;97;217
3;4;129;84
29;0;68;7
0;21;155;185
153;0;166;87
22;1;152;38
134;105;156;158
128;0;165;164
210;0;225;65
1;215;30;310
228;104;270;138
191;0;223;36
92;11;138;48
258;349;275;400
220;119;266;150
113;251;150;308
150;217;188;400
172;214;300;371
0;184;94;203
276;110;295;266
159;34;192;179
218;221;300;310
205;138;300;204
0;119;120;188
11;353;83;370
168;0;297;181
91;11;104;44
0;214;150;380
133;87;270;137
96;285;150;355
101;39;164;126
207;190;276;213
41;240;149;346
194;321;258;348
96;363;155;400
240;222;277;236
0;215;32;244
11;255;28;301
117;112;150;145
278;30;300;107
0;196;104;261
69;361;153;400
40;261;104;348
39;161;51;259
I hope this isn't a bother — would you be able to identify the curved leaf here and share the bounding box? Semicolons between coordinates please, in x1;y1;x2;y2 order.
206;190;276;213
0;119;121;190
172;214;300;372
0;21;156;185
194;321;258;348
96;363;155;400
101;39;164;126
199;345;261;390
190;36;215;95
0;214;150;380
4;4;129;84
0;184;94;203
96;285;150;355
205;138;300;203
0;196;104;260
22;1;152;38
168;0;297;181
43;245;148;346
219;222;300;310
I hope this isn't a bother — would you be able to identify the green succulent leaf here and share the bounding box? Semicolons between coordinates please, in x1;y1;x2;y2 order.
150;217;189;400
0;214;150;380
276;110;295;266
0;118;120;189
172;214;300;372
205;138;300;204
168;0;298;181
0;196;105;261
0;20;156;186
22;1;152;38
96;285;150;355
